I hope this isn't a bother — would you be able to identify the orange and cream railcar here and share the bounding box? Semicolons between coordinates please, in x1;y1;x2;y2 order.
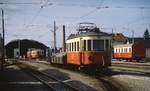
51;22;112;69
113;42;145;61
65;23;112;68
66;34;112;67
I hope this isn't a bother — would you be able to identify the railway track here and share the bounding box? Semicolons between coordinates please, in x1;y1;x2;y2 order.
16;63;81;91
83;70;127;91
17;61;128;91
50;64;127;91
112;62;150;71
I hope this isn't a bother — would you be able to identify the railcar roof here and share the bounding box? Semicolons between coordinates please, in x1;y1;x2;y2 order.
114;43;133;48
67;31;111;40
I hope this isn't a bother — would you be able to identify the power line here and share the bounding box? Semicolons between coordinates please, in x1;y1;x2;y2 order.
1;1;150;9
5;33;32;37
0;2;42;5
25;7;43;28
62;0;105;27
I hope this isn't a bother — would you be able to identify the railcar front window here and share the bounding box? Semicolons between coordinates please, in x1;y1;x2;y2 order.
93;40;104;51
87;40;91;51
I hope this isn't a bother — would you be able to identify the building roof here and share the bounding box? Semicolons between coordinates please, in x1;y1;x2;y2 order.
6;39;48;48
127;37;150;43
127;37;150;48
128;38;150;48
112;33;127;42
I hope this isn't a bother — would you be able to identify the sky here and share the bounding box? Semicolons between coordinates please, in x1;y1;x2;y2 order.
0;0;150;48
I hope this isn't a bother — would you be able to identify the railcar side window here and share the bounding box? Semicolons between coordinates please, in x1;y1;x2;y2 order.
129;48;132;52
93;40;104;51
72;43;73;51
105;40;109;50
118;48;120;53
83;40;86;51
124;48;127;52
87;40;91;51
77;42;79;51
122;48;123;53
75;42;76;51
69;43;71;51
67;43;68;51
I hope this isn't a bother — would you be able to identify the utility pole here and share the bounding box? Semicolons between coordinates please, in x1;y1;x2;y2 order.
53;21;56;54
1;9;5;71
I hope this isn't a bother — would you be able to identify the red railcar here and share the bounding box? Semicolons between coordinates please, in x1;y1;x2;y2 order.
27;49;44;59
51;23;112;69
113;42;145;61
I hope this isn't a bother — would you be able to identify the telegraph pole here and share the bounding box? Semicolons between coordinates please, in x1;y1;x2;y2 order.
1;9;5;71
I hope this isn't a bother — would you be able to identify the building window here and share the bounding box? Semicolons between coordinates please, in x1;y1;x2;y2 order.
87;40;91;51
93;40;104;51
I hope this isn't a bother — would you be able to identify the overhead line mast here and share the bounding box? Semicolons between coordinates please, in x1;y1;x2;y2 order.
1;9;5;71
54;21;56;54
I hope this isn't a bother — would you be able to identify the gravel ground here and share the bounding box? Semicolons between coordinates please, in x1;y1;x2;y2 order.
21;61;104;91
0;65;52;91
112;74;150;91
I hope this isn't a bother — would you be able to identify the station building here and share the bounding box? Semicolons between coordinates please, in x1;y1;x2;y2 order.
5;39;49;59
